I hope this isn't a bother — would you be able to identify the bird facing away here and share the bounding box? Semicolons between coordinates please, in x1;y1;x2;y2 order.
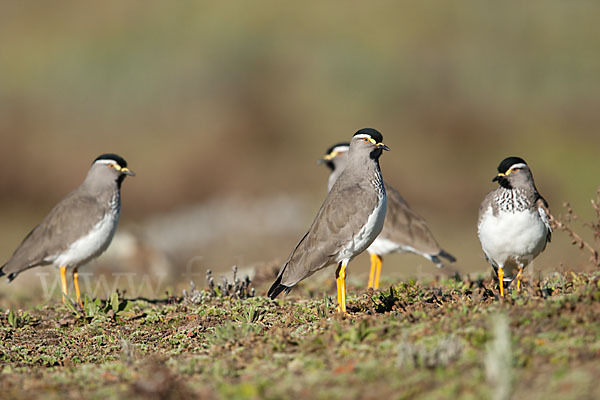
0;154;135;305
477;157;551;297
268;128;389;313
320;143;456;290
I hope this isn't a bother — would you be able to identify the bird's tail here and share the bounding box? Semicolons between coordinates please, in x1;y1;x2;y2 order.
0;264;20;282
428;250;457;269
439;250;456;263
267;274;290;299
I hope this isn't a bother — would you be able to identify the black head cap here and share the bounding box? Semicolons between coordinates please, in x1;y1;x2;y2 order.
497;156;527;174
353;128;383;143
94;153;128;168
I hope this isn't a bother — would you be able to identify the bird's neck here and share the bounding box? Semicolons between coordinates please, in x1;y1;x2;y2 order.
372;160;385;197
361;156;385;193
340;153;384;189
80;179;121;207
495;186;535;213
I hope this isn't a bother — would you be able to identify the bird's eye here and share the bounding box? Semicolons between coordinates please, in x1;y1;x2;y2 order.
362;138;370;143
107;164;114;168
512;168;520;172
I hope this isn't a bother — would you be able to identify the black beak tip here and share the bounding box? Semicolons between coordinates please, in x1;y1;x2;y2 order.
492;176;499;182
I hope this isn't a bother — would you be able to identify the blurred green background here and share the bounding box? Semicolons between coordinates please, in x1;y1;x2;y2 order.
1;1;599;307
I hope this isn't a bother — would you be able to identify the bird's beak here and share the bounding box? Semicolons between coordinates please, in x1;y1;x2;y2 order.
377;143;390;151
492;172;505;182
121;167;135;176
317;153;335;165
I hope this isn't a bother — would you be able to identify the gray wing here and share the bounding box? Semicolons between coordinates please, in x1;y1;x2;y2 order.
275;181;378;288
1;189;106;280
536;195;552;243
379;183;445;256
477;190;497;230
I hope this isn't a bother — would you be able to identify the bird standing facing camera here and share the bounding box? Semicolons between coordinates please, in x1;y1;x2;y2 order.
268;128;389;314
0;154;135;306
478;157;551;297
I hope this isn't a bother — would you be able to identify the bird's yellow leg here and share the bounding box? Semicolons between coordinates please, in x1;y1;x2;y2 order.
60;265;68;304
516;265;524;291
368;254;377;289
336;261;348;314
73;268;82;307
336;269;343;312
373;255;383;290
498;267;505;297
339;262;347;314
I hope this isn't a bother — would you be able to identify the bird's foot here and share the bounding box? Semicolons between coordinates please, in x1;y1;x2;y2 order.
335;305;348;316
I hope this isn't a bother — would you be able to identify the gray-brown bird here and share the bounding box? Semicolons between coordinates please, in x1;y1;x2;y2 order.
320;143;455;290
268;129;389;313
0;154;134;305
478;156;551;297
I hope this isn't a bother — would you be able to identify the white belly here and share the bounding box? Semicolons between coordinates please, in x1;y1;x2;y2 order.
368;237;404;255
478;207;548;270
338;195;387;262
52;211;120;268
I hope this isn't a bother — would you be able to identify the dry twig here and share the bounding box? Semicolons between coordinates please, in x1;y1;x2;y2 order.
549;188;600;267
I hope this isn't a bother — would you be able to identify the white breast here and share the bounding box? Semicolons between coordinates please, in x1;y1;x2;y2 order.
52;210;120;268
478;206;548;271
338;190;387;262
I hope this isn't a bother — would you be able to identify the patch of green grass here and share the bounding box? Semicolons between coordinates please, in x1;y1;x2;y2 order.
0;272;599;399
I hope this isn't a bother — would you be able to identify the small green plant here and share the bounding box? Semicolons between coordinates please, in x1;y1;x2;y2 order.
107;292;130;315
7;309;32;329
70;292;131;321
316;292;331;318
237;305;264;324
370;286;401;313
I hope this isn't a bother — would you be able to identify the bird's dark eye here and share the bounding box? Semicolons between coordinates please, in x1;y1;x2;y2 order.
362;138;370;143
512;168;520;172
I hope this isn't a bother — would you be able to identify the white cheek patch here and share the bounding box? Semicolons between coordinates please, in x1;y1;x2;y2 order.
331;146;350;154
509;163;527;170
95;159;124;171
95;159;119;166
354;134;373;141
